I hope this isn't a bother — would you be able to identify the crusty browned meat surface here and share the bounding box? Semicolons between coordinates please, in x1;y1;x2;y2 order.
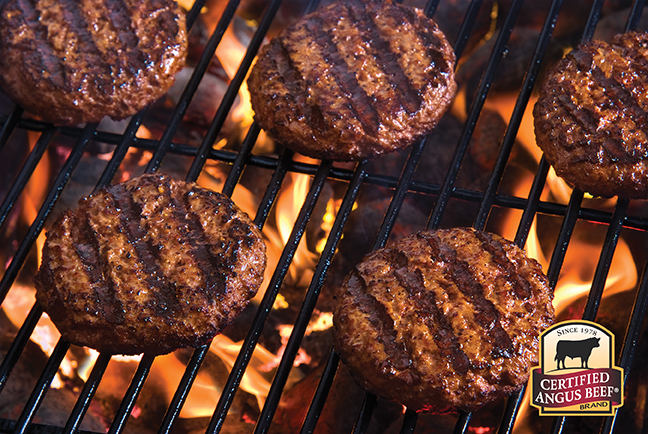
0;0;187;126
34;174;266;356
247;0;457;161
332;227;555;414
534;31;648;199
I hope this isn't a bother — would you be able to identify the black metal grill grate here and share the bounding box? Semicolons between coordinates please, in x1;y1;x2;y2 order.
1;0;648;433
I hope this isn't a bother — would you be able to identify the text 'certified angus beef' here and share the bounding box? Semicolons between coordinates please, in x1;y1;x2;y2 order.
332;227;555;414
0;0;187;126
534;31;648;199
34;174;267;356
247;0;457;162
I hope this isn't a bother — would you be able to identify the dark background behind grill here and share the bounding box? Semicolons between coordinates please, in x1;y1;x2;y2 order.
1;0;648;433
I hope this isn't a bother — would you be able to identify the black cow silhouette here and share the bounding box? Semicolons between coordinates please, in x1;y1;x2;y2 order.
555;337;600;369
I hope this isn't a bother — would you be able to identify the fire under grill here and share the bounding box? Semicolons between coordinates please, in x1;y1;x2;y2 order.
2;0;648;433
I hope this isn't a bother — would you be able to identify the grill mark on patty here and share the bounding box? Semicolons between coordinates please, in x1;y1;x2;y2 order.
347;271;411;371
301;14;381;134
564;49;648;164
270;40;328;133
387;3;451;87
392;254;470;374
94;0;146;74
381;2;450;87
474;231;533;300
591;69;648;163
421;232;515;359
349;0;422;114
555;89;598;138
73;211;126;324
107;0;139;48
110;185;179;317
169;188;229;302
57;0;112;88
16;0;66;88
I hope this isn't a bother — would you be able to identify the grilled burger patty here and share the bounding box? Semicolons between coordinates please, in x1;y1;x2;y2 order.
534;31;648;198
332;228;555;414
0;0;187;126
247;0;457;161
34;174;266;356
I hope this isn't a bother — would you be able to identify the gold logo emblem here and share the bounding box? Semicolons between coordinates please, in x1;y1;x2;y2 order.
530;320;624;416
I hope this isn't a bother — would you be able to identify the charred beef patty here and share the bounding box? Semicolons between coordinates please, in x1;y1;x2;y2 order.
332;228;555;414
0;0;187;126
34;174;266;355
247;0;457;161
534;31;648;198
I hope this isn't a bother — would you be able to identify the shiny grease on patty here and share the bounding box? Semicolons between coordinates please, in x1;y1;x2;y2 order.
534;31;648;199
34;174;266;355
332;227;555;414
0;0;187;126
248;0;457;161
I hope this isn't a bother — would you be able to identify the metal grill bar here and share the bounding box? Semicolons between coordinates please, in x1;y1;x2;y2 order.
0;123;97;304
62;354;111;434
549;3;644;432
428;0;524;230
0;126;53;228
184;0;282;179
474;0;564;232
209;159;333;434
107;355;156;434
254;161;369;434
602;262;648;433
582;199;630;321
12;341;70;434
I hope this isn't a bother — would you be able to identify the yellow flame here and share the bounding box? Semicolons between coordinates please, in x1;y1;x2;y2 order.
209;334;277;410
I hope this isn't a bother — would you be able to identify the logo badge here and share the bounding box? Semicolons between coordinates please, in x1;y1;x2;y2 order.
530;320;624;416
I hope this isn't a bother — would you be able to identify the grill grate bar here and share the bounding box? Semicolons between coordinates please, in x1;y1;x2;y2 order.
254;150;295;229
106;355;155;434
601;261;648;433
399;410;418;434
0;304;42;391
185;0;284;180
150;0;240;179
155;121;273;434
62;354;111;434
513;157;550;248
319;137;430;434
299;348;339;434
0;106;23;152
207;161;333;433
0;127;54;228
352;394;377;434
12;340;71;434
0;122;97;304
221;122;261;196
158;345;210;434
451;0;484;60
254;161;369;434
497;154;549;433
582;199;631;321
474;0;564;232
374;139;427;250
625;0;646;32
93;111;147;192
428;0;524;230
545;191;584;289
